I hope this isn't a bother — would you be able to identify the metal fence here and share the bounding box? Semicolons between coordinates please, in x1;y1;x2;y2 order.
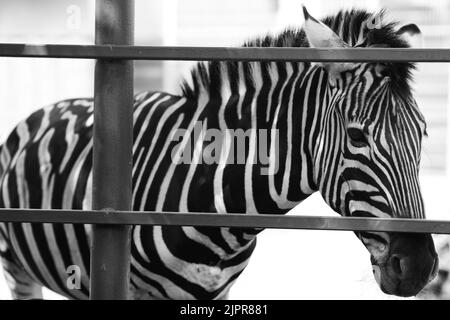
1;0;450;300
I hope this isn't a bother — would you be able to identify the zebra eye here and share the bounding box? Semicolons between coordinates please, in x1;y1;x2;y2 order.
347;128;368;147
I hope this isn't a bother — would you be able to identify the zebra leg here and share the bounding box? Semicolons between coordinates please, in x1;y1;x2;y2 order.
0;230;42;299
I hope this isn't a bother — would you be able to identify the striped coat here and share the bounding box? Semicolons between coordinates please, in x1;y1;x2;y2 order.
0;8;438;299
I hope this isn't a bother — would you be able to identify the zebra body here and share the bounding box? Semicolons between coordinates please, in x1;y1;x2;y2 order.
0;59;325;298
0;92;261;299
0;7;438;299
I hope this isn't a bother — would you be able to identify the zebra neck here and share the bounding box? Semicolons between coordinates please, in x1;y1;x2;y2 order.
188;61;329;214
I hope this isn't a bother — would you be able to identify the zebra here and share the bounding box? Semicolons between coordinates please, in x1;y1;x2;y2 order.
0;6;439;299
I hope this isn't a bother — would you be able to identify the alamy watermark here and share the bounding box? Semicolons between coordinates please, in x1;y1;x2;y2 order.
170;121;280;175
66;5;82;30
66;265;81;290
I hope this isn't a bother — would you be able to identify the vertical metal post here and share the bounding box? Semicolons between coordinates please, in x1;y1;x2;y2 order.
90;0;134;300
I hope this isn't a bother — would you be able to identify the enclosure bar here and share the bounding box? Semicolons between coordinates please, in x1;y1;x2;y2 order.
1;44;450;62
90;0;134;300
0;209;450;234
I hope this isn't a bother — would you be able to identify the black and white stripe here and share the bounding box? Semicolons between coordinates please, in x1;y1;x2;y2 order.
0;9;428;299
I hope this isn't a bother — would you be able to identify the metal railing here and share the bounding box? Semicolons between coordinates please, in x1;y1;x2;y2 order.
1;0;450;299
1;44;450;62
0;209;448;234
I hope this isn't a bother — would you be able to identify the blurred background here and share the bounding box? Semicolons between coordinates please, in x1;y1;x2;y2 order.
0;0;450;299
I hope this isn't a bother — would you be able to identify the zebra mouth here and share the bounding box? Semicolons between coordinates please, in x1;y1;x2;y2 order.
428;256;439;283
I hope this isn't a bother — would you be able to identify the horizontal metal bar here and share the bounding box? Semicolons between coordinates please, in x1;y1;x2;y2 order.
0;209;449;234
0;44;450;62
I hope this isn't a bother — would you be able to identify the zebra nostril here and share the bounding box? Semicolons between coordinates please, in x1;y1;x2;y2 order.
390;255;403;277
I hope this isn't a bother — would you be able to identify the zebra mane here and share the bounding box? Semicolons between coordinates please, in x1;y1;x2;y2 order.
180;8;415;99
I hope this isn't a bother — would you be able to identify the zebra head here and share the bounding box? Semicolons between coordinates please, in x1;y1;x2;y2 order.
303;7;438;297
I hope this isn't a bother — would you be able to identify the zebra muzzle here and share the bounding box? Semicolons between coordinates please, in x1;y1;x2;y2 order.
372;233;438;297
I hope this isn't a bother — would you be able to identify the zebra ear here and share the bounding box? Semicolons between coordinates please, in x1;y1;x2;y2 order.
302;6;347;49
397;24;423;48
302;6;354;77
